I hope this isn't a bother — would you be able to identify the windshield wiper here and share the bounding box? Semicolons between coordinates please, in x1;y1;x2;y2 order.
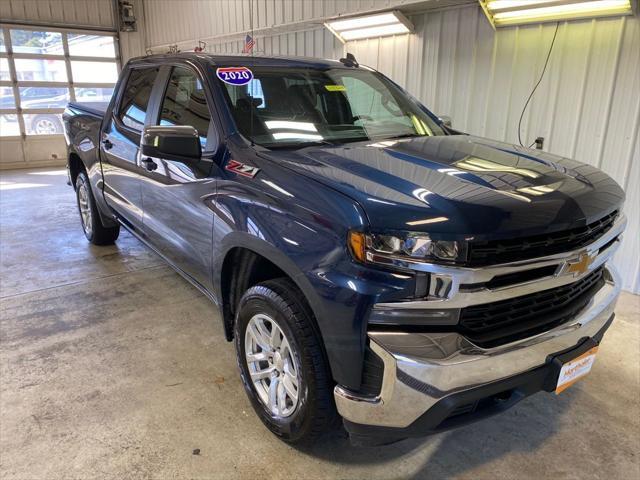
383;133;425;140
261;136;371;150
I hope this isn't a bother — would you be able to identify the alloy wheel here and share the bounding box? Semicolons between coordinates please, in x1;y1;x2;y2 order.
77;181;92;236
244;313;300;417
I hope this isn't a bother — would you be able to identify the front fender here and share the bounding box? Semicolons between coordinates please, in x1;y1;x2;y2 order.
211;158;414;390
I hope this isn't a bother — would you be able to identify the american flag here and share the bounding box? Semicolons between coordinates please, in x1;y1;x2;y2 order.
242;34;255;53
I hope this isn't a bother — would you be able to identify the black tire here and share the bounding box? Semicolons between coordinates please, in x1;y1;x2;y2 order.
75;171;120;245
234;278;338;444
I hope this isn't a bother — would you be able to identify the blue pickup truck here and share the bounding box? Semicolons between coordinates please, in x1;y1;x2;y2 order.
63;53;626;446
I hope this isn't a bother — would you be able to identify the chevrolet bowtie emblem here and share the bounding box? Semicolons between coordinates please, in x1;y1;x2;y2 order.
566;252;597;276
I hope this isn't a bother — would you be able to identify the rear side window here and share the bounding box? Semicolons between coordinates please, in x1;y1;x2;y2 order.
158;66;211;148
117;67;159;132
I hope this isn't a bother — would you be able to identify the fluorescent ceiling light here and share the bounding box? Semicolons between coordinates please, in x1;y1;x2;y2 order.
340;23;411;41
481;0;633;27
487;0;559;8
329;13;399;31
325;10;413;42
272;132;323;141
265;120;317;132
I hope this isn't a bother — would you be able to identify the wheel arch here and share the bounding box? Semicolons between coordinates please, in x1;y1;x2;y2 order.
215;234;327;347
68;151;85;188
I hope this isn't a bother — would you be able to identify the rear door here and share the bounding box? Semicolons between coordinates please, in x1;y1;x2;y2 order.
101;65;161;228
138;64;218;290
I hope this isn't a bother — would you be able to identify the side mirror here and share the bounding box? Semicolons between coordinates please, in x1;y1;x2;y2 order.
438;115;452;128
141;125;201;162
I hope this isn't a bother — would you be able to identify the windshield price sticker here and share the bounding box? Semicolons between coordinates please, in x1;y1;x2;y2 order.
216;67;253;85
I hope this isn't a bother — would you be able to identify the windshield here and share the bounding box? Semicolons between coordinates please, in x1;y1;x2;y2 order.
217;66;446;148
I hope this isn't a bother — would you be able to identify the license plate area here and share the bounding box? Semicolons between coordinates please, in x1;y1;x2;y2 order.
555;346;598;394
542;338;600;394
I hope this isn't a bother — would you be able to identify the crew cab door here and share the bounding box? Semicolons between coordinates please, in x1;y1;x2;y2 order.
137;64;218;290
100;66;161;228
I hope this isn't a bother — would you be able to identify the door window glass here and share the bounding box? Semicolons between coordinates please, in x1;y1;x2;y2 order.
117;67;159;132
159;66;211;148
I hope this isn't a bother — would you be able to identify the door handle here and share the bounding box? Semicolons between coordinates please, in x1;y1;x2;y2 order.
102;139;114;150
141;157;158;171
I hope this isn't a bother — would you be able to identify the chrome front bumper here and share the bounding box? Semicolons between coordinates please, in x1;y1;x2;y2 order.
334;265;621;429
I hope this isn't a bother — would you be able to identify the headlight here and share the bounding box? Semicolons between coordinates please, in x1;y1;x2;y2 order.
349;231;467;267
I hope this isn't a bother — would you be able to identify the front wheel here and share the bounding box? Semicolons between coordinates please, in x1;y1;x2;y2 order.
234;278;338;444
75;171;119;245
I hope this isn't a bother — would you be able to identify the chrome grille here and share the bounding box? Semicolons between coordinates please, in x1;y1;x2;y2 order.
459;267;606;348
468;211;618;266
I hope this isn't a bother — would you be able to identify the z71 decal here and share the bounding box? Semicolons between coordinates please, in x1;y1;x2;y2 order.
225;159;260;178
216;67;253;86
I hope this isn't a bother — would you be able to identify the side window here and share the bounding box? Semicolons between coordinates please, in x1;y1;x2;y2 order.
117;67;159;132
159;66;211;148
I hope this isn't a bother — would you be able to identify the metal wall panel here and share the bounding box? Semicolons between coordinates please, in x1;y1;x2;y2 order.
0;0;116;29
142;0;391;48
140;0;467;51
118;0;146;62
347;6;639;292
208;26;344;60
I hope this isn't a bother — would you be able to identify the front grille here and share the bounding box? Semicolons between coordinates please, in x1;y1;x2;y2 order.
468;211;618;266
459;267;606;348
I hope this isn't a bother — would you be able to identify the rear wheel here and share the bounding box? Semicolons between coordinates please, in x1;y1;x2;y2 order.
75;171;119;245
234;278;338;444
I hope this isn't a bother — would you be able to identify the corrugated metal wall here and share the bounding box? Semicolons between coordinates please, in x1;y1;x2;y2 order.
142;0;458;51
207;27;344;59
347;6;639;292
0;0;116;29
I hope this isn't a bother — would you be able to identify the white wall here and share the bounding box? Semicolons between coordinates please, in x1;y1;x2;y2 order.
141;0;469;52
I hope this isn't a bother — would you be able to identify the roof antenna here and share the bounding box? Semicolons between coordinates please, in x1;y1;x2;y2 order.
339;52;359;67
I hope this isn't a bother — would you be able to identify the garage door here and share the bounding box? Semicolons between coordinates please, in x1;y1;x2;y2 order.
0;25;119;168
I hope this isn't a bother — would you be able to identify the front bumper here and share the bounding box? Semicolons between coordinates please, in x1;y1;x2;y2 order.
334;265;621;441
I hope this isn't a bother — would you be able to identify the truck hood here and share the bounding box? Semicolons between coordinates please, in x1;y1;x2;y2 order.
262;135;623;240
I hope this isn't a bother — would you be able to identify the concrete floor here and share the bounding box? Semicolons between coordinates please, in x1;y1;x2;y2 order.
0;167;639;480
